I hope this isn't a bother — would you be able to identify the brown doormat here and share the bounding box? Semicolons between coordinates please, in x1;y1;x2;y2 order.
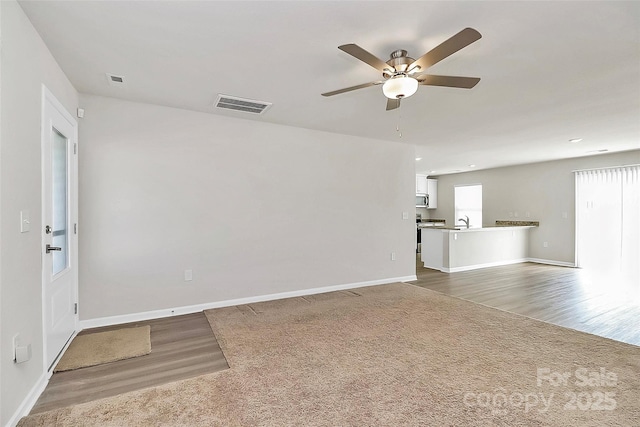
54;325;151;372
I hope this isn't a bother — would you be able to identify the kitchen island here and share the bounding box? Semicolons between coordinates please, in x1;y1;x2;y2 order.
420;226;536;273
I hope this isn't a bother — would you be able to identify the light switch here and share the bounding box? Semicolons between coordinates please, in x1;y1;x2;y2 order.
184;269;193;281
20;210;30;233
402;212;409;220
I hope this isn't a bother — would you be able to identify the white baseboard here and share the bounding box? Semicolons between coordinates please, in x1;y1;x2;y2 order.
444;258;528;273
79;275;417;330
526;258;576;268
431;257;576;273
6;372;48;427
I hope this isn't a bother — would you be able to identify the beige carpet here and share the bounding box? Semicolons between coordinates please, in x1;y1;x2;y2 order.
20;284;639;426
54;325;151;372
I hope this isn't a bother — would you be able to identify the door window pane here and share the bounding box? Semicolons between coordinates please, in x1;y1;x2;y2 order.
52;128;68;275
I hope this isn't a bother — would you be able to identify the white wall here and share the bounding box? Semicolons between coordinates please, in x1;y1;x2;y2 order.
0;1;78;425
430;150;640;264
78;94;416;320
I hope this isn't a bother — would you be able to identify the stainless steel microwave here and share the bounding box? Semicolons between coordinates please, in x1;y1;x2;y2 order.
416;194;428;207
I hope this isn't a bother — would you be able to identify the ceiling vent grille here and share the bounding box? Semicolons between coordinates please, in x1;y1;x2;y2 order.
106;73;125;86
215;95;272;115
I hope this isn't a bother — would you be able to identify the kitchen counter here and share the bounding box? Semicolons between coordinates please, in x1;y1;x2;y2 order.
428;225;536;231
420;226;537;273
417;219;446;228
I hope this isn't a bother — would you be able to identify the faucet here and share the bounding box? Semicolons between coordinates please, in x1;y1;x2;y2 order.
458;215;470;229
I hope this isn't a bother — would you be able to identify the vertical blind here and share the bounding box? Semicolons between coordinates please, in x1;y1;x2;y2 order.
575;165;639;282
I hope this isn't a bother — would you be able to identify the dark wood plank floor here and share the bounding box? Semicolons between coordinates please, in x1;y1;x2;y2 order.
409;257;640;347
31;312;228;414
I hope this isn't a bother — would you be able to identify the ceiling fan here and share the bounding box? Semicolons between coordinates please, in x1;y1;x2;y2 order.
321;28;482;111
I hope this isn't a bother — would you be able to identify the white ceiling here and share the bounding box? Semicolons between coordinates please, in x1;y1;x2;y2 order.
19;1;640;175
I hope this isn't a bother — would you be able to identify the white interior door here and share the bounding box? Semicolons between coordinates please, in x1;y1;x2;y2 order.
42;87;78;371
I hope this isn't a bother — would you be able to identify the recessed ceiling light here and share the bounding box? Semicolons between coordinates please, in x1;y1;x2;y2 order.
569;138;583;143
469;164;476;168
586;149;609;154
415;157;422;161
430;170;436;174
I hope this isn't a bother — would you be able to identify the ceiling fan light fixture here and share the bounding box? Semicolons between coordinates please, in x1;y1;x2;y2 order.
383;75;418;99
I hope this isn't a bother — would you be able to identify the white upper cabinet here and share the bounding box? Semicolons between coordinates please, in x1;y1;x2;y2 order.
427;179;438;209
416;174;428;194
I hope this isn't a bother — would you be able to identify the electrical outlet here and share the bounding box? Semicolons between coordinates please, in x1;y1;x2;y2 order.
525;212;531;218
514;211;519;217
184;269;193;281
391;252;396;261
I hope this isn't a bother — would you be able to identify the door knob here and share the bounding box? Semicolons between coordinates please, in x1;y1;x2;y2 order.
46;244;62;253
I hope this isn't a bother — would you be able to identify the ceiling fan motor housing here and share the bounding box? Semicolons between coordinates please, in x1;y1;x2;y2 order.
383;50;416;77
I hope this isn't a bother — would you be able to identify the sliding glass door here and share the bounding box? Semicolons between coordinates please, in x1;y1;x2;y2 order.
576;166;639;298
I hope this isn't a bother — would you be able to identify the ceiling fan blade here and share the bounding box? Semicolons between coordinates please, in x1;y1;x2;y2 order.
417;74;481;89
338;44;394;73
409;28;481;72
321;81;383;97
386;98;400;111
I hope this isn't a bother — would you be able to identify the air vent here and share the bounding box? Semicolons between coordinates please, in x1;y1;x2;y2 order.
215;95;272;115
106;73;125;86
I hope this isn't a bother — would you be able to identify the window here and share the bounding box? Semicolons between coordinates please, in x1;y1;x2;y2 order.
576;166;639;288
455;184;482;228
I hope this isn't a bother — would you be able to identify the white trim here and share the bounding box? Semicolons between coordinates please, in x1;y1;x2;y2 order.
443;258;528;273
432;257;576;273
80;275;417;330
574;172;580;268
5;372;48;427
526;258;576;268
42;85;77;125
6;328;78;427
41;85;80;373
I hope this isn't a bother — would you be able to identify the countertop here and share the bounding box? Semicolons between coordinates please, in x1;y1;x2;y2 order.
422;225;537;232
419;220;539;230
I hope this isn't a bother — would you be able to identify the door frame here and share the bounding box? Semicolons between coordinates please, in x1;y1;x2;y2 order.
41;85;79;373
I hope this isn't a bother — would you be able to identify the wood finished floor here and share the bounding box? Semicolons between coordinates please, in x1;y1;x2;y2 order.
409;257;640;347
31;312;228;414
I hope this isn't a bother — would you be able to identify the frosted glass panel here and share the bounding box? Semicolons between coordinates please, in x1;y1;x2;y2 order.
52;128;68;275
